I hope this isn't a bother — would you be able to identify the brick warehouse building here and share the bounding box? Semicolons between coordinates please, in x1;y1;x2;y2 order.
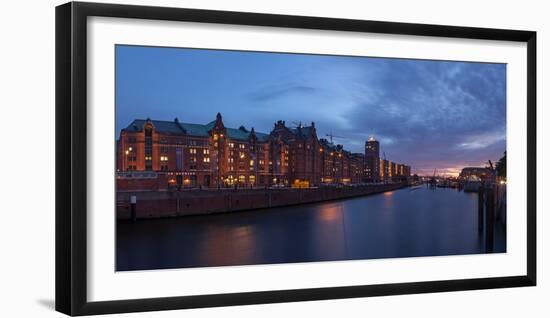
116;113;410;190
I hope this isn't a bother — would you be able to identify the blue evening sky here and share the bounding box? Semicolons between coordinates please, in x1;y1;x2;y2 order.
116;45;506;176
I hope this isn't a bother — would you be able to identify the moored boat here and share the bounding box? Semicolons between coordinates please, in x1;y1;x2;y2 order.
463;175;482;192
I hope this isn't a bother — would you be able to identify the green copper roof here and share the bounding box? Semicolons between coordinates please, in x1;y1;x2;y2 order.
124;119;269;141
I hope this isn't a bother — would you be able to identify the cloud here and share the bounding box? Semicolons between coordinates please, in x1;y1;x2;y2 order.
247;84;317;101
456;131;506;150
336;59;506;169
240;58;506;174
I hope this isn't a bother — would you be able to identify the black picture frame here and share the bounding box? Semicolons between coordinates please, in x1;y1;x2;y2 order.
55;1;537;316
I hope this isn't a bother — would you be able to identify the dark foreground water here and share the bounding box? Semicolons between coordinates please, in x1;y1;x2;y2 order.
116;187;506;271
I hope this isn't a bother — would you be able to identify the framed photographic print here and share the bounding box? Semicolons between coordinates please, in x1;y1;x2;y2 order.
55;1;536;316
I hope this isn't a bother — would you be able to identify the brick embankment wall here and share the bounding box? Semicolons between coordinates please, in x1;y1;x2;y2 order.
116;183;406;220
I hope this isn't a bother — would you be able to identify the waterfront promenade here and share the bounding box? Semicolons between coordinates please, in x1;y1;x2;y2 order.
117;183;406;219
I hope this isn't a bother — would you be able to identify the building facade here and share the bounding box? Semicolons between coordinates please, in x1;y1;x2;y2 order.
364;137;380;182
459;167;494;183
117;113;410;190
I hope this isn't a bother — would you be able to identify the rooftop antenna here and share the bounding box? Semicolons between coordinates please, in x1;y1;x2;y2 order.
291;121;302;128
369;128;375;141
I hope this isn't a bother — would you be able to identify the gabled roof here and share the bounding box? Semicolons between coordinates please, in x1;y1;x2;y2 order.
125;119;187;135
256;132;270;142
290;126;315;140
318;138;337;151
124;119;270;141
179;120;215;137
223;125;248;141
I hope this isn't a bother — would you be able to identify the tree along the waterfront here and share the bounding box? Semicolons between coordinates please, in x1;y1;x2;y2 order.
496;151;506;178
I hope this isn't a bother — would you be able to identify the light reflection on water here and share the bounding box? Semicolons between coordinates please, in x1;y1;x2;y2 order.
117;187;506;271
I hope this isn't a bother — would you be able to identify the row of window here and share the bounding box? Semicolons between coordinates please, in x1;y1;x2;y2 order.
158;139;207;147
227;143;247;149
129;155;350;170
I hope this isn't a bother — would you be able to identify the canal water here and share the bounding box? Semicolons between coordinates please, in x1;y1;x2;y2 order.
116;186;506;271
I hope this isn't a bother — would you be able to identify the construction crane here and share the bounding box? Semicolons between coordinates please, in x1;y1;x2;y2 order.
429;168;438;189
325;131;344;144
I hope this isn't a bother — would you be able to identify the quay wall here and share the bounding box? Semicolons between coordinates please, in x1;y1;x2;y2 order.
116;183;407;220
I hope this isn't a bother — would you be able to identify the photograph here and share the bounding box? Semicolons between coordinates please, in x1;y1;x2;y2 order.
114;44;507;272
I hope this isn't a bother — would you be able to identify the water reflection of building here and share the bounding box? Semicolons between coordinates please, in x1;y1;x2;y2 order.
117;113;410;190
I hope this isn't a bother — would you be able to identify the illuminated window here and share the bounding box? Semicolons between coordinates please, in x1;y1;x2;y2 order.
239;152;245;159
249;160;254;166
203;149;209;155
203;157;210;163
239;175;245;183
239;144;245;149
189;148;197;154
229;143;234;148
160;156;169;162
144;127;153;171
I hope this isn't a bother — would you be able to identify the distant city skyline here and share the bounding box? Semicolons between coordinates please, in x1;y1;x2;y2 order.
116;45;506;176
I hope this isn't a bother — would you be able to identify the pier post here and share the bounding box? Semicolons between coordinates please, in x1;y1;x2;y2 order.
485;187;495;253
130;195;137;223
477;186;484;232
